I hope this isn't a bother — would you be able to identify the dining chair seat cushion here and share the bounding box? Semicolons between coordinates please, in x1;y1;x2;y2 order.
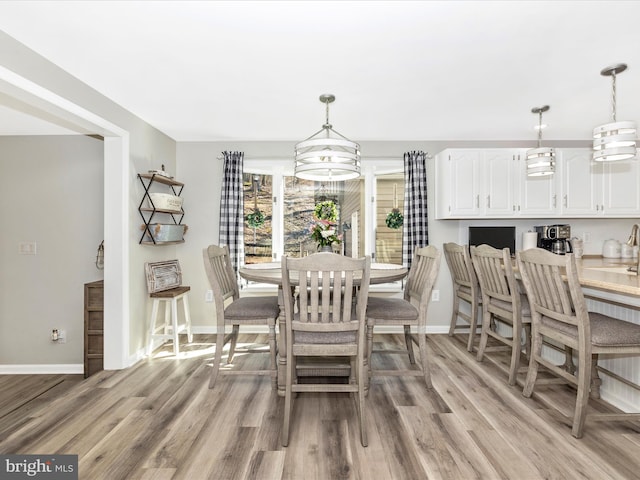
224;296;280;321
541;312;640;347
293;330;357;344
488;295;531;317
366;296;418;321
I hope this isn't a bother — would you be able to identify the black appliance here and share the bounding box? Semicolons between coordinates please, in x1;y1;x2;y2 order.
534;224;572;255
468;226;516;252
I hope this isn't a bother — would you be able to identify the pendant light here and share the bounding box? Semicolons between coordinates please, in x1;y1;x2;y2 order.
526;105;555;176
593;63;636;162
294;94;361;181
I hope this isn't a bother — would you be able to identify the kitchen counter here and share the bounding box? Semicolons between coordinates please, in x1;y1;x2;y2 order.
577;256;640;297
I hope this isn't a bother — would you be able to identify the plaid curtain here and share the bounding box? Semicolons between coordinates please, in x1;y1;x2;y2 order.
402;150;429;269
219;151;245;273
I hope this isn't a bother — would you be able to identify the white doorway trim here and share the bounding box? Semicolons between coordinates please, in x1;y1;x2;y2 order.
0;65;130;369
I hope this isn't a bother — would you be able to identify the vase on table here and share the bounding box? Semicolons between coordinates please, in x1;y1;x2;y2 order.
320;245;333;253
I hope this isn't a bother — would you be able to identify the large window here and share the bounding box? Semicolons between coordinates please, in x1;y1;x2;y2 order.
243;159;402;266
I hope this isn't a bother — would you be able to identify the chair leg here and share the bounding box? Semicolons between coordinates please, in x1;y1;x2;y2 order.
268;322;277;390
357;353;368;447
572;349;592;438
467;299;479;352
209;329;225;389
282;353;294;447
418;333;432;389
522;327;543;398
507;320;521;386
404;325;416;364
227;325;240;363
366;324;374;380
448;295;460;336
476;308;490;362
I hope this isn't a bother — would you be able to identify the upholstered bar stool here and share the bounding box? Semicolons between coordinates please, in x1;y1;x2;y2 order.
443;242;482;352
147;286;193;356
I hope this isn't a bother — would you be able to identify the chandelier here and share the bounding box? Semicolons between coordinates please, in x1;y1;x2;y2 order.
526;105;555;176
593;63;637;162
294;94;361;181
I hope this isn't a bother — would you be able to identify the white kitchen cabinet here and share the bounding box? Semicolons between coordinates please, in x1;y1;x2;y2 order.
515;152;558;217
559;148;640;217
437;147;640;219
436;148;540;219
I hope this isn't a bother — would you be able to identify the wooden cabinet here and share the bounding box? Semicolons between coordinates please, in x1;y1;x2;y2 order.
84;280;104;378
137;173;185;245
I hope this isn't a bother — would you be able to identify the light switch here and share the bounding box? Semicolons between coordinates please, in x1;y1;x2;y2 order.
18;242;37;255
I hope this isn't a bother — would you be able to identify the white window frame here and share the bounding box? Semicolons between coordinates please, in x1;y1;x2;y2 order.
243;157;403;290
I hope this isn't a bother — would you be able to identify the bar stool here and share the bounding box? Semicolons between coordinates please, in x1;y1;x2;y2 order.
147;286;193;356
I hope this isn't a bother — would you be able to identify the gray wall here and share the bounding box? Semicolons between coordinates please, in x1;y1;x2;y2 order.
0;135;103;365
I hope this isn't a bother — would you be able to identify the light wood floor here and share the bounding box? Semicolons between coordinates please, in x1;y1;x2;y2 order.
1;333;639;480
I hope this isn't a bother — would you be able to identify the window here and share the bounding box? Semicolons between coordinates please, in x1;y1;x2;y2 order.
243;159;403;267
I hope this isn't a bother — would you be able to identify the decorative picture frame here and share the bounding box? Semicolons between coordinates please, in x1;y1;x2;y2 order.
144;259;182;293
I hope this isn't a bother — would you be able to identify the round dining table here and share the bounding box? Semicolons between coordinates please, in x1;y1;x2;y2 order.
239;261;408;395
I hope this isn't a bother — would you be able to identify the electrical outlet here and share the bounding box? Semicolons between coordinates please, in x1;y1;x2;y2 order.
431;290;440;302
51;329;66;343
19;242;37;255
583;232;591;243
205;290;214;302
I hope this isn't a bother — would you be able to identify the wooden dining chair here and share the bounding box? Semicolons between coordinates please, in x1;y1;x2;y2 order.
280;252;371;447
470;244;531;386
203;245;280;390
517;248;640;438
366;245;441;388
443;242;482;352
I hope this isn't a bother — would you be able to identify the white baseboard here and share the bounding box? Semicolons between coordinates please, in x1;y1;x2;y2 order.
0;364;84;374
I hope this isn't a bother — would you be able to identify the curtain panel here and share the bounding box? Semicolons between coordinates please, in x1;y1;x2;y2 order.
402;150;429;269
219;151;245;273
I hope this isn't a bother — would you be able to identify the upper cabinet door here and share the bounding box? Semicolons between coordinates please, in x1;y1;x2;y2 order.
484;150;518;216
600;159;640;215
436;149;483;218
516;152;558;216
559;149;600;216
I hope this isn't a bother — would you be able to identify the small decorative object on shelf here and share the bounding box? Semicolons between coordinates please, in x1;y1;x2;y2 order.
246;208;265;229
137;170;185;245
310;200;341;250
385;183;404;229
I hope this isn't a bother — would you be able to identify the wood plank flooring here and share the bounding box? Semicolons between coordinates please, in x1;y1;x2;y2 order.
0;333;639;479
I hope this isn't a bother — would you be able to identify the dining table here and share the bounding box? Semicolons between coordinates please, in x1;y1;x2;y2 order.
239;260;408;395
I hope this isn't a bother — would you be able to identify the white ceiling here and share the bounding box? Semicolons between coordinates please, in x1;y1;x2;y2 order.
1;1;640;142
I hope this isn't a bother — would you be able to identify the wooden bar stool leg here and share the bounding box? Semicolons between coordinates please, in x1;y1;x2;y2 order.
147;298;160;355
171;297;179;356
182;294;193;343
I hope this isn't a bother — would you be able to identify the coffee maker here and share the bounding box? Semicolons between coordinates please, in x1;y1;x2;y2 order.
534;225;572;255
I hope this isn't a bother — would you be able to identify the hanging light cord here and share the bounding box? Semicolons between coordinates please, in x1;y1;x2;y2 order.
537;110;543;147
323;98;332;131
610;70;618;123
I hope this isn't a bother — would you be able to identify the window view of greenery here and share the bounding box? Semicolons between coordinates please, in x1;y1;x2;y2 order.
244;173;273;263
376;173;404;265
243;169;402;265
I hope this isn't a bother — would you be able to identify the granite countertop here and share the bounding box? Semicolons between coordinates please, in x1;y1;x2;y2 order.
577;256;640;296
